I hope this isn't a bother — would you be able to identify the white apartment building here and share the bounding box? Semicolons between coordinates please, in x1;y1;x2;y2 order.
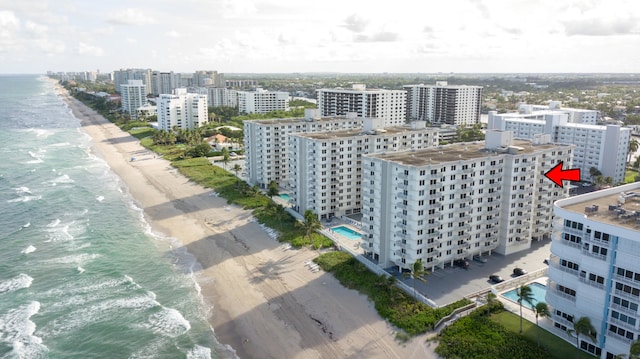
207;87;238;108
114;68;152;95
547;182;640;359
361;131;573;271
157;88;208;131
317;84;407;127
237;88;289;114
404;82;483;126
288;120;439;220
120;80;147;118
243;110;362;189
526;102;599;125
488;109;630;184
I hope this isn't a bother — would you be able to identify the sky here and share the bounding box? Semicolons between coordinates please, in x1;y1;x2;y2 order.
1;0;639;74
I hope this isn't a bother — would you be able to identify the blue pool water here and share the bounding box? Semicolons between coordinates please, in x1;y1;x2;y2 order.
332;226;363;240
502;282;547;309
279;193;290;201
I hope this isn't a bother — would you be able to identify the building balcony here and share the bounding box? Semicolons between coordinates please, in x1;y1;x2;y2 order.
610;302;639;317
578;276;606;291
613;274;640;288
549;260;579;277
581;248;607;261
547;286;577;303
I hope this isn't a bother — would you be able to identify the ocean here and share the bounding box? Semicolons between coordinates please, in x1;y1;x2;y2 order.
0;75;230;358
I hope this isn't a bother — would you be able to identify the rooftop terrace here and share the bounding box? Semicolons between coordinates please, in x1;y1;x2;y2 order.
563;187;640;231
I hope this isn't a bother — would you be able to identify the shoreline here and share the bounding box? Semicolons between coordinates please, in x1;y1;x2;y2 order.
55;82;436;359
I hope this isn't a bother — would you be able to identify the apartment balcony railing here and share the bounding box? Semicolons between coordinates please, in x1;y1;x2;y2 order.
613;274;640;288
547;287;577;303
613;288;640;302
549;261;579;277
581;248;607;261
579;276;606;290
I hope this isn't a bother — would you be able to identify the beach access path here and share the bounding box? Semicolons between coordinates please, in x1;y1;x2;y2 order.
58;84;437;359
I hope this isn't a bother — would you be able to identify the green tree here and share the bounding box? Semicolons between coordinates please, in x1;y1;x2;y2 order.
533;302;551;347
567;316;597;359
300;209;322;245
485;292;497;316
516;285;535;333
401;259;430;312
589;167;602;181
267;180;279;198
221;147;230;169
186;143;212;158
628;139;639;164
231;163;242;177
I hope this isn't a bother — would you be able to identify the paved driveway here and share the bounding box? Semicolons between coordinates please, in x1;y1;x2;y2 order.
401;239;552;306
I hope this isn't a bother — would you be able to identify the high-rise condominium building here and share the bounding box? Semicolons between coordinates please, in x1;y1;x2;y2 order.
194;70;225;87
207;88;238;108
237;88;289;114
120;80;147;118
157;88;208;131
547;182;640;359
317;84;407;127
488;106;631;184
404;82;483;126
151;71;176;96
243;110;362;189
361;131;573;271
288;120;439;220
113;68;152;95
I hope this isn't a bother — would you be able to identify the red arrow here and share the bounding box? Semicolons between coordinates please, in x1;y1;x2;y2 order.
544;161;581;188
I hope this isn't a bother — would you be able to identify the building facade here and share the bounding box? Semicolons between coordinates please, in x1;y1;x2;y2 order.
404;82;483;126
243;110;362;189
113;68;152;95
237;88;289;114
547;182;640;359
120;80;147;118
157;88;208;131
288;121;439;220
207;87;238;108
488;109;631;184
151;71;176;96
361;131;573;271
317;84;407;127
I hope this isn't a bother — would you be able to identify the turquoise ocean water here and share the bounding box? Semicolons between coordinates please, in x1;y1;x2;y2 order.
0;75;231;358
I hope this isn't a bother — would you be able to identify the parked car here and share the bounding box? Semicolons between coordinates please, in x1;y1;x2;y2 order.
454;259;470;269
473;255;487;263
513;267;527;276
489;275;504;283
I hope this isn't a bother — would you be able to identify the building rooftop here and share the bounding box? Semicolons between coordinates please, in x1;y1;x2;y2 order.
366;139;568;166
247;116;362;125
560;184;640;232
295;125;438;140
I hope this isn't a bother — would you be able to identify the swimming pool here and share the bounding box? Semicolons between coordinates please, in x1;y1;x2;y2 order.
502;282;547;309
279;193;290;201
331;226;363;240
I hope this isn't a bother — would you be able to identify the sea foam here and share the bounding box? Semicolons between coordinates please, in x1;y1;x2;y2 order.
21;245;37;254
0;273;34;294
146;307;191;337
0;301;48;358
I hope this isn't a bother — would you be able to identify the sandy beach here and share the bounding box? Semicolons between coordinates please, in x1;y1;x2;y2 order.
56;84;436;359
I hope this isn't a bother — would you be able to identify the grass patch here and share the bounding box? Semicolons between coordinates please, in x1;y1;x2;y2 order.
625;169;639;183
492;311;596;359
129;127;155;140
315;251;472;336
436;308;596;359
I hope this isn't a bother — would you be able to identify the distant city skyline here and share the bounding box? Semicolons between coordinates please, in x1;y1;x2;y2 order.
1;0;639;74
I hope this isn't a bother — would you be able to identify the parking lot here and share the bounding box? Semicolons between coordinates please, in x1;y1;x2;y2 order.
400;239;552;306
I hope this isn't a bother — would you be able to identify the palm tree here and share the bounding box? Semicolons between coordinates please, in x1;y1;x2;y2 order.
533;302;551;347
231;164;242;177
221;147;230;169
301;210;322;247
267;180;279;198
401;259;430;312
485;292;497;316
516;284;535;333
615;339;640;359
567;316;597;359
628;139;639;164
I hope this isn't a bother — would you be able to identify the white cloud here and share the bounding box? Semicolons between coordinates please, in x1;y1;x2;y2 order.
107;8;155;25
562;17;640;36
126;37;137;44
34;38;65;54
342;14;369;33
165;30;180;39
77;42;104;56
0;10;20;47
24;20;47;37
